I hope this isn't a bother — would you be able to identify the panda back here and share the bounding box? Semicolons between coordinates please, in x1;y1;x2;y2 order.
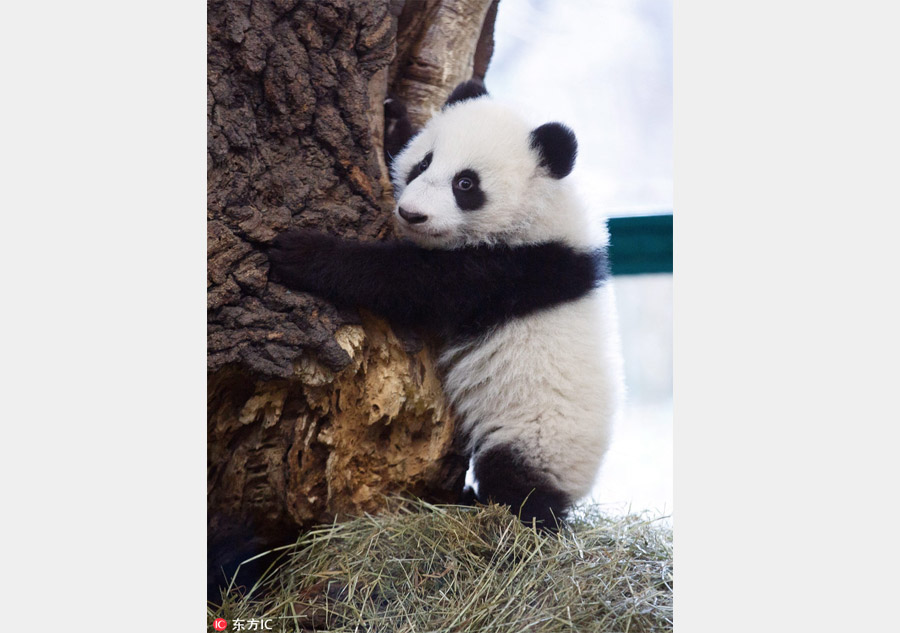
439;283;623;501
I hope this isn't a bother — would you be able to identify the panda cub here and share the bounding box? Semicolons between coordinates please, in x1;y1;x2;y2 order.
269;81;623;527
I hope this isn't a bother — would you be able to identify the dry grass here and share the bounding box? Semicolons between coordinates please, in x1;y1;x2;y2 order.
210;499;672;632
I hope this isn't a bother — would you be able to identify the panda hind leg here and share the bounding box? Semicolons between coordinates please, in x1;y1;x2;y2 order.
472;444;570;531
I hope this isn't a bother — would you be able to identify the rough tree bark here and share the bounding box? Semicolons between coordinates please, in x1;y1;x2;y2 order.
208;0;499;595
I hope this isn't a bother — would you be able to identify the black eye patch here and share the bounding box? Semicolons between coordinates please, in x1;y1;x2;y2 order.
405;151;433;185
452;169;486;211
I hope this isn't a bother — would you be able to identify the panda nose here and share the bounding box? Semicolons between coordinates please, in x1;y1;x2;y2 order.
398;207;428;224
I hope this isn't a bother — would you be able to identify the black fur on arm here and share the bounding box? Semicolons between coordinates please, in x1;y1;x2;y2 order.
268;231;608;337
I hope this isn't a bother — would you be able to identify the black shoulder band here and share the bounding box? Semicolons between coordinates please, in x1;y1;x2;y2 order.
268;231;608;337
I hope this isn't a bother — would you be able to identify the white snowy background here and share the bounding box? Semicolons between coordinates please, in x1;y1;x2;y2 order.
486;0;673;517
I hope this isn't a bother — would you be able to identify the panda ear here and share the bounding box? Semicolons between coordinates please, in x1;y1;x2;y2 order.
443;79;488;109
530;122;578;179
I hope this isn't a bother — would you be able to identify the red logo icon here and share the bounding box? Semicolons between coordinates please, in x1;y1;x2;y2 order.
213;618;228;631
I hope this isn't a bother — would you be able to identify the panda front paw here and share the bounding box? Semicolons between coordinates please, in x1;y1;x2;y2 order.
384;93;414;169
383;94;408;123
267;230;337;289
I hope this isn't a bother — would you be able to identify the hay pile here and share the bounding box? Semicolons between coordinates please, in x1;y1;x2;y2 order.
211;500;672;632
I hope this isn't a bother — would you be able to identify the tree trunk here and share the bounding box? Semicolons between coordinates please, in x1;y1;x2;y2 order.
207;0;499;597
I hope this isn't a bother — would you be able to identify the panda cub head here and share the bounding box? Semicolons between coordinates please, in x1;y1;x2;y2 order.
390;81;585;249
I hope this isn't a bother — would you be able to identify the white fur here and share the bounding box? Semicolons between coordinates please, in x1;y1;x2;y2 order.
391;97;624;503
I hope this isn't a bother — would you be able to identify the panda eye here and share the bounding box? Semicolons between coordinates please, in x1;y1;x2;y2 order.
406;152;434;185
451;170;484;210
